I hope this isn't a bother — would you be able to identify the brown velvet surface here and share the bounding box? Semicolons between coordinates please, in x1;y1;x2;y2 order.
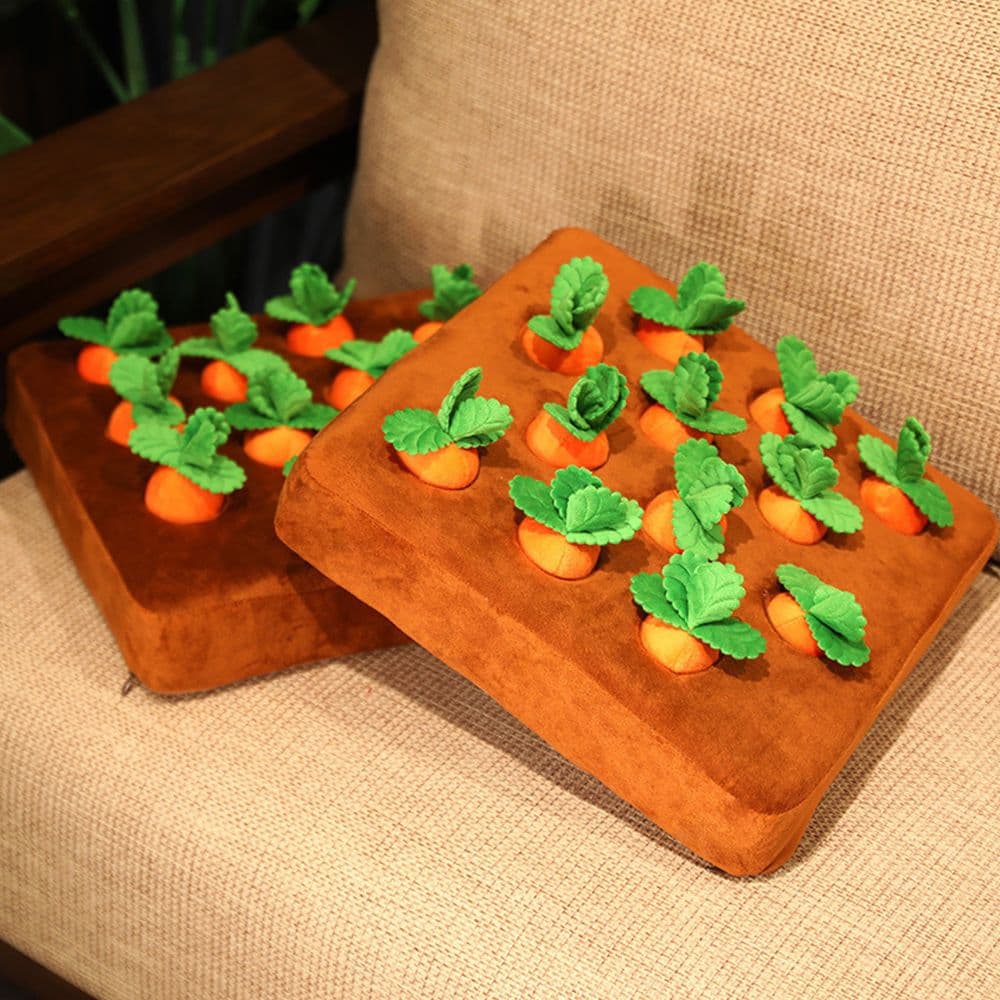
5;292;423;694
276;229;997;875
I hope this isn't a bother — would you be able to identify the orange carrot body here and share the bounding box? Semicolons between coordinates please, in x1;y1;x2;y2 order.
860;477;928;535
757;485;827;544
635;320;704;366
286;314;355;357
640;617;718;674
105;397;184;446
244;426;313;468
145;466;224;524
413;321;443;343
643;489;727;554
77;344;118;385
524;410;609;470
397;444;480;489
521;325;604;375
517;517;599;580
749;387;792;436
766;592;822;657
639;404;712;453
326;368;376;410
201;360;248;403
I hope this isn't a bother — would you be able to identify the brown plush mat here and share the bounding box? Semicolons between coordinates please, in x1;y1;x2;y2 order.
276;229;997;875
5;292;422;694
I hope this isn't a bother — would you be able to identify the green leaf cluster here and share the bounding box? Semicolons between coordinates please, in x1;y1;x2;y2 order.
58;288;172;356
225;368;336;432
180;293;288;377
326;329;417;378
382;367;513;455
776;564;870;666
129;407;245;495
509;466;643;545
640;354;747;434
544;363;629;441
857;417;953;526
759;433;862;533
631;552;766;659
776;336;859;448
628;262;745;335
265;263;357;326
527;256;609;350
418;264;483;322
108;347;184;426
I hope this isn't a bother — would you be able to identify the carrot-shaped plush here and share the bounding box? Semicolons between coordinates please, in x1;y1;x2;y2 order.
749;335;859;447
526;363;628;470
628;262;744;366
414;264;482;342
522;256;609;374
106;348;185;446
129;407;245;525
382;367;513;489
644;438;748;556
225;368;336;468
758;433;862;543
509;465;643;580
180;293;287;403
857;417;953;534
324;329;417;409
639;353;746;452
264;263;357;357
630;552;766;674
59;289;173;385
767;563;869;666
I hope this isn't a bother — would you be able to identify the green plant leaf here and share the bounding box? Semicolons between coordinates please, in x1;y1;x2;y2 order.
382;408;453;455
550;465;601;520
776;335;858;444
680;556;747;629
673;438;720;495
639;369;676;410
630;571;686;628
896;416;931;483
692;619;766;659
447;397;513;448
227;349;289;378
437;367;483;428
103;289;169;353
564;486;643;544
684;408;747;435
287;263;355;325
799;491;863;533
628;286;680;327
857;434;899;485
282;453;298;478
760;434;839;500
808;585;867;643
672;354;721;417
783;402;837;449
289;402;336;431
550;256;608;334
901;478;954;527
674;262;745;333
775;563;825;609
129;421;181;465
59;316;109;345
672;503;727;559
509;475;565;532
786;379;847;426
418;263;482;322
807;618;870;667
776;335;819;400
527;313;579;351
263;295;309;325
109;354;167;408
821;370;860;406
155;347;180;395
248;368;313;424
544;363;628;440
326;329;416;378
177;407;230;468
107;289;159;333
223;402;276;431
210;293;258;355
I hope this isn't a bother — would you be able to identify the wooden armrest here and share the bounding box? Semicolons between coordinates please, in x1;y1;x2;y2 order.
0;0;377;352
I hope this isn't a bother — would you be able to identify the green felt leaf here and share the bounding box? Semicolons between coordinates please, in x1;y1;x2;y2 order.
382;408;452;456
857;434;899;485
563;486;643;545
550;466;602;520
674;262;745;333
807;617;870;667
821;370;859;407
550;256;608;334
178;408;230;466
326;328;416;378
247;368;314;424
673;438;721;496
639;369;677;410
128;421;180;465
446;397;513;448
783;402;837;449
418;263;482;322
760;434;839;500
438;367;483;428
288;403;337;432
223;403;277;431
279;263;355;325
681;556;747;629
896;417;931;483
630;571;686;629
776;335;858;444
263;295;309;325
526;314;578;350
155;347;181;396
775;564;825;609
776;335;819;399
684;408;747;435
227;349;289;378
691;619;767;659
509;475;565;532
104;289;170;354
628;286;680;327
544;363;628;440
786;379;846;427
901;477;954;527
672;503;727;559
282;454;298;477
672;354;721;417
107;289;158;333
809;585;867;643
799;491;863;533
58;316;110;345
210;293;258;355
109;354;168;409
680;453;748;525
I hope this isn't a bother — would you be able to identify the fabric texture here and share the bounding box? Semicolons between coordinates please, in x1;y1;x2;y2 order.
343;0;1000;525
3;470;999;997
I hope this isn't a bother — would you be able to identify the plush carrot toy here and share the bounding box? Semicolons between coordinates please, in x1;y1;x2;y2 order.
382;367;513;489
767;564;870;666
225;368;336;468
509;465;643;580
129;407;245;525
324;329;417;409
628;262;745;366
525;363;628;470
749;335;859;447
639;353;746;452
758;433;862;543
522;256;609;374
857;417;953;534
180;293;288;403
631;552;766;674
59;289;173;385
414;264;483;342
265;263;357;357
644;438;748;556
106;348;185;446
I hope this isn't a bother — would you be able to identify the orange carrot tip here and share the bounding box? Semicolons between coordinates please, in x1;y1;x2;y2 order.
748;386;792;436
509;465;642;580
770;564;869;666
857;417;953;531
417;263;483;329
758;433;862;541
382;366;512;490
106;347;185;445
265;262;357;356
634;321;704;367
522;256;607;374
325;328;417;408
129;407;245;523
413;321;443;343
631;551;765;673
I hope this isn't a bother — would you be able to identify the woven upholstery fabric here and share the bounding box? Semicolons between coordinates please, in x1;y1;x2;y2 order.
3;473;999;997
344;0;1000;522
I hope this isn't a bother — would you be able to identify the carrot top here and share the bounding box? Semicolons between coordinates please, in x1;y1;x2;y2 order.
527;256;609;350
631;551;766;659
325;328;416;376
641;353;746;434
382;366;513;455
775;564;869;666
418;264;482;322
129;407;245;495
759;433;862;533
857;417;953;527
775;335;859;448
265;263;356;326
544;363;628;442
669;438;748;557
509;465;643;545
59;288;172;357
181;293;288;377
225;368;336;432
108;347;184;426
629;262;744;335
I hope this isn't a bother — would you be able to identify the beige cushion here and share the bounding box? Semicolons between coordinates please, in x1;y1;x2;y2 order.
344;0;1000;521
3;470;999;996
